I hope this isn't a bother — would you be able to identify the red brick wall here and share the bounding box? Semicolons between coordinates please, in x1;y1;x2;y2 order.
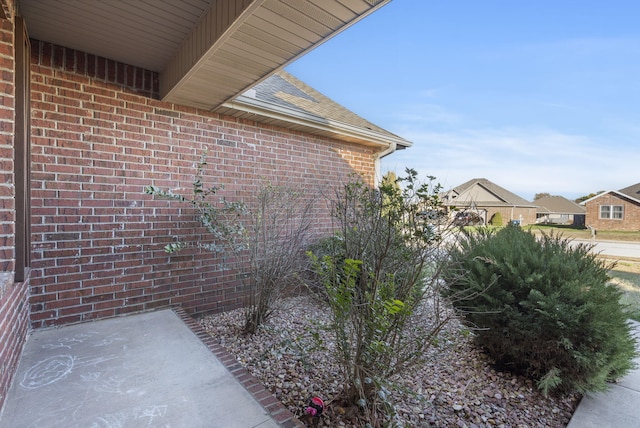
585;193;640;231
32;40;159;99
0;273;28;411
0;9;30;413
484;207;537;226
28;43;377;327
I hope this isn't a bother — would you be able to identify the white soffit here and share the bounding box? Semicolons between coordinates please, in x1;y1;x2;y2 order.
19;0;390;111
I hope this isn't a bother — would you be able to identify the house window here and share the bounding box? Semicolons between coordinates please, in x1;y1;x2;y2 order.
14;17;31;282
599;205;624;220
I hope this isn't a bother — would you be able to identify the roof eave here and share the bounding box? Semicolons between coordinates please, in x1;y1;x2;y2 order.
219;95;413;149
538;211;586;215
21;0;393;112
160;0;394;111
581;190;640;205
443;202;538;208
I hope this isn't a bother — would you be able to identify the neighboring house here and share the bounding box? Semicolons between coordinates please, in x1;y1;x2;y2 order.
582;183;640;231
0;0;407;411
535;195;586;226
441;178;538;225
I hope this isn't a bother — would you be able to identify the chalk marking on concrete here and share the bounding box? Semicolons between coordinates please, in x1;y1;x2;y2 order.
20;354;76;389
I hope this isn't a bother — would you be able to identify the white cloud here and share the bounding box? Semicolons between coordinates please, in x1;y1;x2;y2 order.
391;103;462;126
373;31;640;202
382;125;636;201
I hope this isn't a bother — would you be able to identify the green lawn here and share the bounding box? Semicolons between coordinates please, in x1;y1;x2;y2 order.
608;262;640;322
459;225;640;320
525;225;640;242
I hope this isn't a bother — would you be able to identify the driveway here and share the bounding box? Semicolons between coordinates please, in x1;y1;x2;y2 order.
573;239;640;260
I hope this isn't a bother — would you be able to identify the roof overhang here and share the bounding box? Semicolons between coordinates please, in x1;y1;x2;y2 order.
218;93;411;148
19;0;391;111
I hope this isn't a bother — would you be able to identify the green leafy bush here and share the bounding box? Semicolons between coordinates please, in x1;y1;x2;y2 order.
309;170;455;425
489;211;503;226
444;225;637;395
144;152;247;254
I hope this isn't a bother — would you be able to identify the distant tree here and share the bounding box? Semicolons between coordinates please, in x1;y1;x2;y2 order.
381;171;400;192
575;191;605;204
381;172;402;214
533;192;551;200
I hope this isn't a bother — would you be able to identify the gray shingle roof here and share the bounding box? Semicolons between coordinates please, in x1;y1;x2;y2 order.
535;195;586;214
619;183;640;201
443;178;536;207
582;182;640;205
253;71;408;142
219;70;412;149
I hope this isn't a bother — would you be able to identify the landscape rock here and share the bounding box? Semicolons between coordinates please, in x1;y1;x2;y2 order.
200;296;578;427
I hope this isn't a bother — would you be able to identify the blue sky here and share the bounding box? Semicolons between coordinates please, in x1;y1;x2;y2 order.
286;0;639;201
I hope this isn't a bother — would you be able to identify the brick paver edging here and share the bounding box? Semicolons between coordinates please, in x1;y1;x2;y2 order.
172;307;304;428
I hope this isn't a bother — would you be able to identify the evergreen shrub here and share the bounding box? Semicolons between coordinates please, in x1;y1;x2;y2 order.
444;225;637;396
489;212;503;226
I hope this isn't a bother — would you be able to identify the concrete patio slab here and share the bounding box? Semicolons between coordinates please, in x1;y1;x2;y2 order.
0;309;300;428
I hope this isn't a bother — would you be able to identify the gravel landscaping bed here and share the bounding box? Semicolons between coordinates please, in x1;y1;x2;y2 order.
200;296;579;427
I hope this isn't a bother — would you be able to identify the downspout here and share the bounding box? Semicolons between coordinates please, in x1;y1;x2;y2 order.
374;141;397;186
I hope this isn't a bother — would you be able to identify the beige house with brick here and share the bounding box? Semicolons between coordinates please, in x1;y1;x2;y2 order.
441;178;538;226
0;0;409;413
583;183;640;231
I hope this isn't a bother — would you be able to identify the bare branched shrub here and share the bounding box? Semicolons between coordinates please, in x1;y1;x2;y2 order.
241;183;315;334
145;153;315;334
